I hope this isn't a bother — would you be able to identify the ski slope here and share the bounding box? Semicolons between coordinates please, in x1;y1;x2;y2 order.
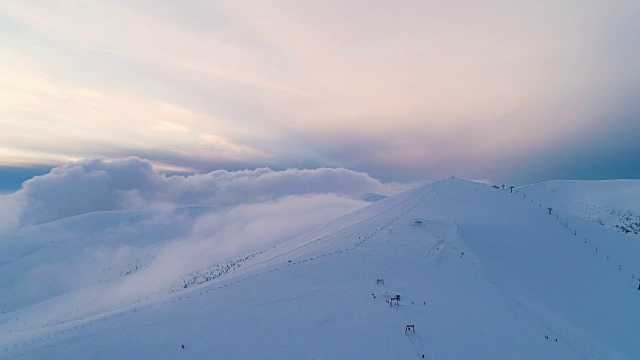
520;179;640;237
2;178;639;359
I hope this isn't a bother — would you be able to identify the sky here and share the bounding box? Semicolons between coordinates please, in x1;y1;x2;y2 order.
1;0;640;190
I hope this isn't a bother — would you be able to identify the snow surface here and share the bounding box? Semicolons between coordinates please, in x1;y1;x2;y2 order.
2;178;639;359
520;179;640;238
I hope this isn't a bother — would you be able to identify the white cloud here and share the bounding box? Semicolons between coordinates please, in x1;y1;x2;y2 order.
0;157;404;327
154;121;190;133
6;157;397;227
0;193;23;232
110;193;364;301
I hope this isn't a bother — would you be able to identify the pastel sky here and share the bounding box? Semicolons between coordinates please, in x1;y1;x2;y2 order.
1;0;639;190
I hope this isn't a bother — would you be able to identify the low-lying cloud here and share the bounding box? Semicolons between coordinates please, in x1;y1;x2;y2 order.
0;157;407;331
2;157;399;229
111;193;365;302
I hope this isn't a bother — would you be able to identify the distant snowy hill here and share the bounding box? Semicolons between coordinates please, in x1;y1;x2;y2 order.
360;192;387;202
520;180;640;237
2;178;640;359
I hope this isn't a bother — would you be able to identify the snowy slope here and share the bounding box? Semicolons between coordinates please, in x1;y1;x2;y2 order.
2;178;640;359
519;180;640;237
0;207;210;314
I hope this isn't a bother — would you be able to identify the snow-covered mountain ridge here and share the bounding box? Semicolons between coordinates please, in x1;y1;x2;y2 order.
2;178;639;359
520;180;640;238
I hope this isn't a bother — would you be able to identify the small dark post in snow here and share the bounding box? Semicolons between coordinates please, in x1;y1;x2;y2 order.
405;324;415;333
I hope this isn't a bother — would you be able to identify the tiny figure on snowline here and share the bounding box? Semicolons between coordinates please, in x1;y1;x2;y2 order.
460;252;464;258
182;344;185;349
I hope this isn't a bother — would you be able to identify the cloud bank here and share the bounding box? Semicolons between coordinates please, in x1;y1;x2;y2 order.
111;192;366;302
5;157;398;228
0;157;407;329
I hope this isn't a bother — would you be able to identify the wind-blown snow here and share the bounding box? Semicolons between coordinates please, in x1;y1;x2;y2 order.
2;178;639;359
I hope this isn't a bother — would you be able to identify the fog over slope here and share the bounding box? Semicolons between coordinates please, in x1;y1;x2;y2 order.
0;159;402;322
